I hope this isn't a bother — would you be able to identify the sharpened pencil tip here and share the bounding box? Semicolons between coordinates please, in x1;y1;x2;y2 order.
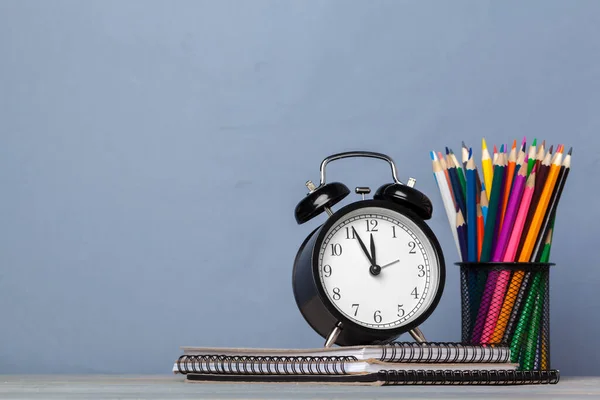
568;147;573;155
500;144;504;153
532;138;537;147
445;146;449;155
462;141;467;149
482;138;488;150
430;151;437;161
512;139;517;149
548;145;554;154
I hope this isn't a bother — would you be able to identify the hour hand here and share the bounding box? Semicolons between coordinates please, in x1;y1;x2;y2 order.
352;227;374;265
370;233;377;266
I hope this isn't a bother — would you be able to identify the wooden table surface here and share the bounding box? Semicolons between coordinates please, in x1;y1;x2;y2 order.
0;375;598;399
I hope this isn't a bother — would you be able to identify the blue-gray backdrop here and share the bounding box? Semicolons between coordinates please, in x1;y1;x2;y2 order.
1;0;598;376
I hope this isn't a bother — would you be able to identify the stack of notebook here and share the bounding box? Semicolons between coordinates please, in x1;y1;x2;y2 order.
173;341;559;385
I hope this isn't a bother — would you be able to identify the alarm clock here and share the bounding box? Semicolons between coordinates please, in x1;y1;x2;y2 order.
292;151;445;347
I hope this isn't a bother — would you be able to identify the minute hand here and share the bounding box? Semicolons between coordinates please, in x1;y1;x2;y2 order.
352;227;375;265
380;259;400;269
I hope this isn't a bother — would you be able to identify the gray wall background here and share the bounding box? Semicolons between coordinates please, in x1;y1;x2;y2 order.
1;0;598;376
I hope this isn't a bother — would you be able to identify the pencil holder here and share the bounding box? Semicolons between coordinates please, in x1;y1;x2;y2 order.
456;262;554;371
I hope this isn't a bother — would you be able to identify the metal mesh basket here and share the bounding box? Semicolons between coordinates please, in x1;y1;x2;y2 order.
457;262;553;371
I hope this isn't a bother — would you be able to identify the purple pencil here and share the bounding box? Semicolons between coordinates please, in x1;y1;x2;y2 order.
491;155;529;262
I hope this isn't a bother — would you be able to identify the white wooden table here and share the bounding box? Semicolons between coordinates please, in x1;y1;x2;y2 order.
0;375;598;399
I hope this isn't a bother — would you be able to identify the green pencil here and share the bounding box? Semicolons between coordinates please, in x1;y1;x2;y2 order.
527;138;537;176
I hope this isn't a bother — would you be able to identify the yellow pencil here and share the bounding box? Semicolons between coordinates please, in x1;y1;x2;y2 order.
481;138;493;202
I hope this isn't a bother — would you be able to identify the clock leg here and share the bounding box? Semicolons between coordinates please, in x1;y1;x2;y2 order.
409;327;427;343
324;322;343;347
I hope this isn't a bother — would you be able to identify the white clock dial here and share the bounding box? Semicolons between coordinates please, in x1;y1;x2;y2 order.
317;206;440;330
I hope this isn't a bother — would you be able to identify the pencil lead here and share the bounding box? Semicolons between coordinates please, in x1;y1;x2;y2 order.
521;136;526;148
541;140;546;148
469;147;473;159
493;144;498;153
500;144;505;153
532;138;537;147
568;147;573;156
512;139;517;149
462;141;467;149
445;146;450;155
482;138;488;150
430;151;436;161
548;145;554;154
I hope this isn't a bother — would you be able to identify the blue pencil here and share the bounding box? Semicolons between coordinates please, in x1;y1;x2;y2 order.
466;150;478;262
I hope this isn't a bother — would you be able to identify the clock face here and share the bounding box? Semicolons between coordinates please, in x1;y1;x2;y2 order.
317;205;441;330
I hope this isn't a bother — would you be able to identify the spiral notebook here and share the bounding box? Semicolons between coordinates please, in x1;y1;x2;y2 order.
185;369;560;386
177;341;510;364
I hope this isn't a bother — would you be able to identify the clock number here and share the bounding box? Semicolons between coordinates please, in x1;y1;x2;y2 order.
417;264;425;277
352;303;359;316
330;243;342;256
411;287;419;299
397;304;405;318
323;264;332;277
408;241;417;254
332;287;341;300
373;310;382;323
366;219;378;232
345;227;356;240
392;226;397;238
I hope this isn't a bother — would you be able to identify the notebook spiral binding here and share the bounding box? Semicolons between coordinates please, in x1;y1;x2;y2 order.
379;341;510;363
176;355;358;375
378;369;560;385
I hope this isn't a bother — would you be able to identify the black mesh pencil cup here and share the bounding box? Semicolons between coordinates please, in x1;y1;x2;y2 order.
457;262;553;371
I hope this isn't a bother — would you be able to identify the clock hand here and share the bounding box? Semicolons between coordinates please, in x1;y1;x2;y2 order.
380;259;400;269
370;233;377;266
351;227;375;266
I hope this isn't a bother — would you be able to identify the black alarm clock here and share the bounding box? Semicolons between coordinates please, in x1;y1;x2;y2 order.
292;151;445;347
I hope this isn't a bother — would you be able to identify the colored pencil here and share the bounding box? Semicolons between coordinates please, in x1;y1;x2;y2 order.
456;209;468;263
480;182;489;223
447;154;467;218
431;151;461;259
438;152;456;209
492;156;528;262
482;138;493;202
527;138;537;176
451;149;467;200
466;153;478;262
462;141;469;170
499;140;518;232
477;203;484;262
492;149;507;252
